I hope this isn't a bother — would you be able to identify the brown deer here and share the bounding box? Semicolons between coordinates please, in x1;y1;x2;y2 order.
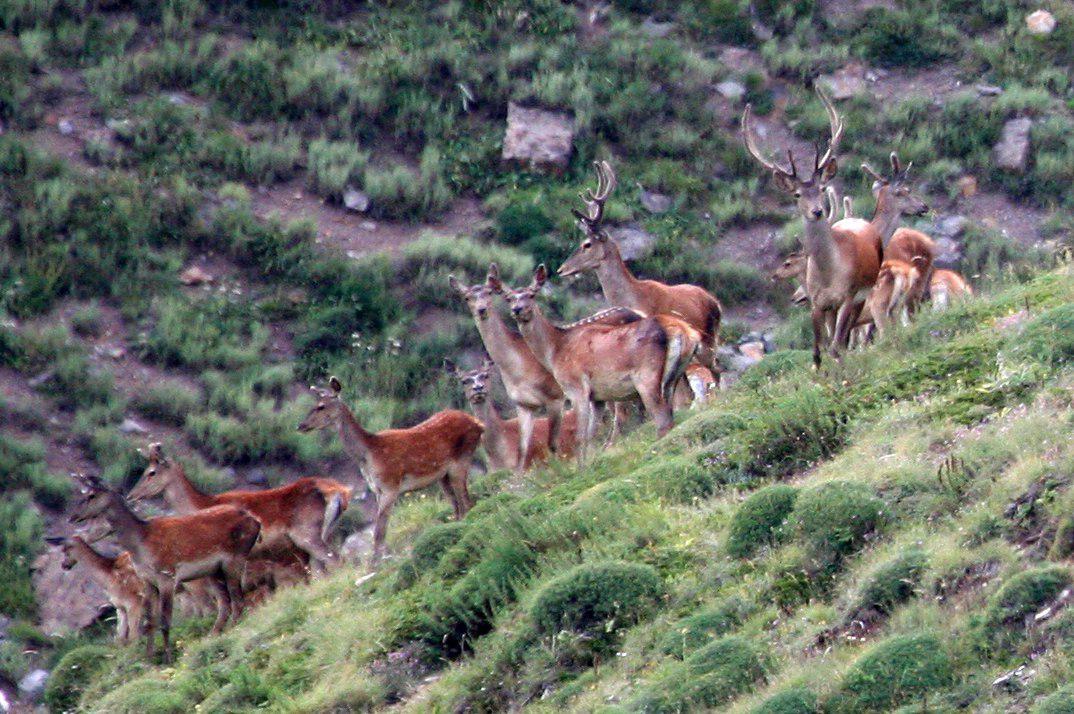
502;265;696;457
69;473;261;661
681;363;718;407
557;161;723;369
855;155;934;315
929;268;973;310
857;257;924;336
743;87;879;367
128;443;350;575
447;358;578;471
449;266;566;473
297;377;483;563
771;252;810;307
44;536;146;645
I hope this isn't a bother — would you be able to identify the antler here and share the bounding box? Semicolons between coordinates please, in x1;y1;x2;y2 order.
741;104;796;179
814;86;844;176
572;161;617;229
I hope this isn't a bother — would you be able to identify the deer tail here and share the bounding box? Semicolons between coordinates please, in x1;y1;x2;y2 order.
320;489;349;544
887;271;909;320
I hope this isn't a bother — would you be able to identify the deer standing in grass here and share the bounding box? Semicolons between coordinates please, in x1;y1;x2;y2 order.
450;266;566;473
929;268;973;310
128;443;350;575
69;473;261;662
502;265;696;458
743;88;879;367
45;535;146;645
448;358;578;471
856;257;925;336
297;377;483;564
557;161;723;371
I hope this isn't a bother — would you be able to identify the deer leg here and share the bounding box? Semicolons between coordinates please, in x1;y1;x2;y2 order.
636;380;674;437
811;307;826;369
224;566;246;625
371;490;399;566
143;584;160;659
115;607;129;645
447;461;473;517
828;301;857;359
158;582;176;663
206;576;230;633
516;407;538;473
545;400;565;456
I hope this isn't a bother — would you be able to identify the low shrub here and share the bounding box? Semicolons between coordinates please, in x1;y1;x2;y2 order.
496;200;554;245
849;547;927;617
793;481;885;562
827;633;952;712
726;485;798;558
44;645;114;713
131;380;202;426
394;521;468;590
70;303;105;338
530;561;664;651
1034;684;1074;714
634;635;766;711
855;8;958;68
306;138;369;202
92;677;191;714
659;596;752;658
1006;304;1074;369
735;351;811;391
751;686;818;714
0;493;43;618
981;565;1070;650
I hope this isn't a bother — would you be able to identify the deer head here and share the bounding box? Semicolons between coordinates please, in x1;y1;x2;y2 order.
129;442;175;501
447;358;495;406
297;377;345;433
861;151;929;217
43;536;81;570
449;263;504;321
559;161;617;278
742;87;844;224
69;473;118;527
503;265;549;324
771;252;807;282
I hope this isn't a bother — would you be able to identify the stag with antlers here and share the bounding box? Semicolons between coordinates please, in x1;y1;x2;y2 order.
742;87;881;368
558;161;723;371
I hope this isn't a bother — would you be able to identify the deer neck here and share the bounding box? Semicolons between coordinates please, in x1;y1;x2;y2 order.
166;463;215;512
474;311;530;375
337;403;376;464
802;218;839;286
72;537;115;580
869;189;902;244
471;399;512;466
595;241;641;309
516;310;565;373
104;494;149;560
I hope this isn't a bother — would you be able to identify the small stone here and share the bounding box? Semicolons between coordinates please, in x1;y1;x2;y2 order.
343;187;370;212
932;215;968;241
57;118;75;136
716;80;746;101
818;64;867;100
18;670;49;701
637;185;672;214
106;346;126;360
976;84;1003;97
167;92;188;105
1026;9;1056;35
346;250;361;260
502;102;575;172
342;531;372;563
640;17;675;38
607;225;656;261
246;468;268;486
118;418;148;435
994;117;1033;172
28;370;54;388
360;220;377;231
105;118;131;133
179;265;213;286
956;175;978;197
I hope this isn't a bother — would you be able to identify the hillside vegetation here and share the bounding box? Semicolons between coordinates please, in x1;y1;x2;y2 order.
1;0;1074;711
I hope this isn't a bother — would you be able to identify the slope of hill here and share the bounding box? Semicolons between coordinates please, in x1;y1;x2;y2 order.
2;0;1074;710
60;265;1074;712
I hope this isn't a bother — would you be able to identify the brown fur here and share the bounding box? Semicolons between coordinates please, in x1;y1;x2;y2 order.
857;258;921;335
49;536;146;645
885;227;936;314
929;268;973;310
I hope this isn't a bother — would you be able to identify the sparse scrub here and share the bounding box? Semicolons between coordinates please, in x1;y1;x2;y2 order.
726;485;798;558
131;380;202;426
793;481;885;563
45;645;114;714
306;138;369;202
827;633;952;712
752;687;818;714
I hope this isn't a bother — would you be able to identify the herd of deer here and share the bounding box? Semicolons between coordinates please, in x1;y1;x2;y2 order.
45;87;974;661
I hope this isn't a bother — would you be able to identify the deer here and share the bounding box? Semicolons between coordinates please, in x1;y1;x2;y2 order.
449;265;566;473
856;257;925;336
743;87;881;368
68;473;261;662
128;443;351;575
681;363;718;407
501;265;696;458
929;268;973;310
771;252;810;307
447;358;578;471
557;160;723;370
44;535;146;645
297;377;483;564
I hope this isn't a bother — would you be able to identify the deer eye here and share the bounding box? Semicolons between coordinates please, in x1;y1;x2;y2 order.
147;468;156;476
583;241;591;249
793;191;802;198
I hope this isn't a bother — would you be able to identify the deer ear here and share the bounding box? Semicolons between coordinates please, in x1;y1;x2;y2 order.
889;151;901;175
481;356;495;372
44;535;66;546
533;264;548;287
448;275;464;295
443;358;458;377
148;442;163;460
486;263;503;292
772;171;797;194
328;376;343;394
819;157;838;183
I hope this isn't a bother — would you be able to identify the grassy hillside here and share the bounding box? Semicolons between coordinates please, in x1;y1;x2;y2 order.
52;265;1074;712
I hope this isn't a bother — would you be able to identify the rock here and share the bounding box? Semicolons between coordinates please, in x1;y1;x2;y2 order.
716;80;746;101
607;225;656;261
342;531;372;563
179;265;213;286
640;17;675;38
27;371;53;388
502;102;575;172
57;118;75;136
342;187;370;213
118;418;147;435
718;47;761;74
17;670;48;701
1026;9;1056;35
359;220;377;231
956;175;978;197
976;84;1003;97
994;117;1033;172
931;214;968;241
105;346;126;360
637;184;672;214
818;64;867;100
934;237;963;267
246;468;268;486
167;92;188;105
0;615;10;639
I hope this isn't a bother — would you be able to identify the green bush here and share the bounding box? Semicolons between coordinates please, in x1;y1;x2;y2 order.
140;296;267;370
793;481;885;562
45;645;114;713
735;351;812;391
1034;684;1074;714
635;635;766;711
530;561;664;649
0;434;67;509
855;8;958;68
70;303;105;338
38;353;116;410
496;200;554;245
828;633;952;712
982;566;1071;645
752;686;818;714
1006;304;1074;369
306;138;369;202
726;485;798;558
0;639;28;686
0;493;43;617
659;596;752;658
394;521;468;590
132;380;202;426
850;548;927;617
92;678;190;714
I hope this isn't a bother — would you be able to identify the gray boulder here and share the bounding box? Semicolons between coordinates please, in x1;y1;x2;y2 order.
18;670;48;702
502;103;575;172
994;117;1033;172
